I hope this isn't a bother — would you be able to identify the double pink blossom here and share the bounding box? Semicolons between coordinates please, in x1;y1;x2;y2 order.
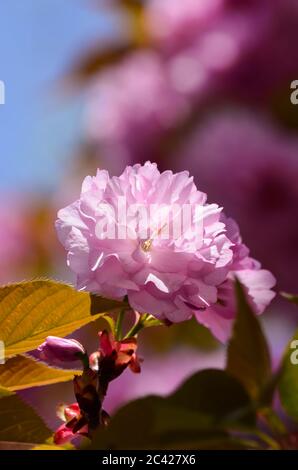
56;162;275;342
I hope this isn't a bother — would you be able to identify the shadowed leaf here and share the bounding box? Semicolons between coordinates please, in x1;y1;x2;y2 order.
89;369;255;449
278;330;298;421
0;394;51;443
227;280;271;399
0;442;34;450
168;369;255;427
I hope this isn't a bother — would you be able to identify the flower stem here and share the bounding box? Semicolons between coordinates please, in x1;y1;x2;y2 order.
115;309;126;341
78;352;90;371
124;314;148;338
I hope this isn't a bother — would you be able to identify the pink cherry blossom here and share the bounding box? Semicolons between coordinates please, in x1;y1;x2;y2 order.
56;162;275;341
194;216;275;341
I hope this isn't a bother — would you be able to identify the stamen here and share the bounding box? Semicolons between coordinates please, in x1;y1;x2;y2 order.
141;239;152;252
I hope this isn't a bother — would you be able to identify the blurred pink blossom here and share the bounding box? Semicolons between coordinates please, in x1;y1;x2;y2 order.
146;0;225;52
86;51;190;169
175;110;298;292
85;0;298;166
146;0;298;100
104;347;225;413
0;197;32;284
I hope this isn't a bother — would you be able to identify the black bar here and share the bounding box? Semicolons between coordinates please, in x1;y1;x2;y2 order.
1;450;298;468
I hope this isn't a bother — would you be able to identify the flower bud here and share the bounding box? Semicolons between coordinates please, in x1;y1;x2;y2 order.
95;330;141;382
56;402;80;422
38;336;86;364
89;351;101;371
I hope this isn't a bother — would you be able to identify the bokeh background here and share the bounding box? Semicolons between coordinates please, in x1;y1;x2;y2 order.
1;0;298;429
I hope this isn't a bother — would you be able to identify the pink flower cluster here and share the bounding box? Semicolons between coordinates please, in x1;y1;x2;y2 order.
56;162;275;342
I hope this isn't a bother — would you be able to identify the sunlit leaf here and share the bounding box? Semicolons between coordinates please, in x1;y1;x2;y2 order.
278;330;298;421
227;280;271;399
142;314;164;328
0;440;73;450
0;385;13;398
32;444;72;450
0;280;126;358
0;394;51;443
0;355;79;391
102;314;116;336
33;437;74;450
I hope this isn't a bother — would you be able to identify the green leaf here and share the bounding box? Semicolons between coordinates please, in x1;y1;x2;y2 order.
278;329;298;421
0;280;126;358
32;444;67;450
0;355;79;391
168;369;255;427
0;394;51;443
102;314;116;336
89;369;255;449
142;314;164;328
226;279;271;399
0;440;74;450
89;396;224;450
89;396;164;450
33;441;74;450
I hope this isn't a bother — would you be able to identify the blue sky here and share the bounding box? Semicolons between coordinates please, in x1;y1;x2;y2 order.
0;0;113;192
